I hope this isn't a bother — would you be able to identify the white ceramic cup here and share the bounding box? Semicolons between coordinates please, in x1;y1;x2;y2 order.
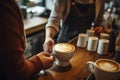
100;33;110;39
86;29;95;37
77;33;88;48
87;36;98;51
52;43;75;67
86;59;120;80
97;39;109;55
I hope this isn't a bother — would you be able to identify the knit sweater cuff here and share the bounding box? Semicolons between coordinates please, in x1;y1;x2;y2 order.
28;55;43;73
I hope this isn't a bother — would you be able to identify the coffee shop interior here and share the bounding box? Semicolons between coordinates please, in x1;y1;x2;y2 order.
17;0;120;57
17;0;53;58
7;0;120;80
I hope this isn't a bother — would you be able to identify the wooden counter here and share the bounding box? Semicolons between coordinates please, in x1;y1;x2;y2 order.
24;17;48;35
37;37;112;80
23;17;48;57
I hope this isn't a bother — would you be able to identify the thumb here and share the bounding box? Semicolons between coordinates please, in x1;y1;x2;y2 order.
49;55;55;61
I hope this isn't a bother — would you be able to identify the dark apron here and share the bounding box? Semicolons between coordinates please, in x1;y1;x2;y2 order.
57;0;95;43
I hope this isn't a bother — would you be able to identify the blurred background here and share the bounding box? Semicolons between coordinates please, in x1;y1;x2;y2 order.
15;0;120;58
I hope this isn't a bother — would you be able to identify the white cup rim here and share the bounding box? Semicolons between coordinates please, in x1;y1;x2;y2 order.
95;59;120;72
99;39;109;43
87;29;95;32
79;33;88;37
100;33;109;36
89;36;98;40
53;43;75;53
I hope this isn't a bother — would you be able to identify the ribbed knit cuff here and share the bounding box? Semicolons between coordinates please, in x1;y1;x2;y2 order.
28;55;43;73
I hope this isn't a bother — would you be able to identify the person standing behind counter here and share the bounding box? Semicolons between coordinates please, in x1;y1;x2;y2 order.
43;0;106;52
0;0;54;80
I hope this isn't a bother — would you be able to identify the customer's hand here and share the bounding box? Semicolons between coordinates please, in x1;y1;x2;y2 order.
37;52;55;69
43;37;55;53
94;26;103;34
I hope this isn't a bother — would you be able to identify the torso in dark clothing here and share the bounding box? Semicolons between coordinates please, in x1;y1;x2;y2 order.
57;0;95;42
0;0;42;80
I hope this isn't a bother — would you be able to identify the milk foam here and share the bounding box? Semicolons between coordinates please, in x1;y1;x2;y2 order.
99;62;117;72
54;43;73;52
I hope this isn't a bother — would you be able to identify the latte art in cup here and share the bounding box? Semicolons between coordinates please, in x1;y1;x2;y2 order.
97;60;119;72
53;43;75;67
54;43;75;53
87;59;120;80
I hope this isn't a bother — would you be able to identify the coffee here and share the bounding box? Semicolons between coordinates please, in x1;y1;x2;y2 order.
87;59;120;80
53;43;75;67
97;60;119;72
54;43;75;53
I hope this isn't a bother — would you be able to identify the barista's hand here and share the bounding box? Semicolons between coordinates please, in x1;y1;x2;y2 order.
94;26;103;34
37;52;55;69
43;37;55;53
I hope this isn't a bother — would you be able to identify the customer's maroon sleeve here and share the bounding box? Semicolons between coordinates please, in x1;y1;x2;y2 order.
0;0;43;80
